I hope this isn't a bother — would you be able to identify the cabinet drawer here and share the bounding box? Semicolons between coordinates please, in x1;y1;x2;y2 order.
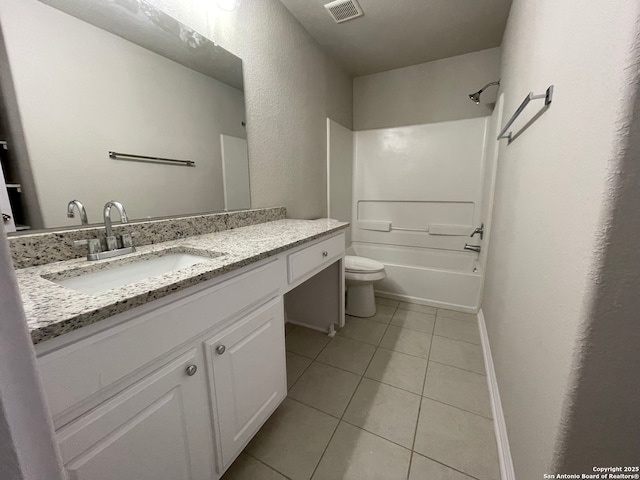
287;233;344;284
39;259;283;421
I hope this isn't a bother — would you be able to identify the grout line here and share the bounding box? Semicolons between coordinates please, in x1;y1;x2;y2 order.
340;417;413;452
300;353;424;397
360;374;424;397
406;322;436;480
286;395;342;420
309;304;398;479
428;359;487;376
314;356;372;377
432;330;482;347
386;323;436;336
411;451;483;480
435;312;477;323
248;308;482;479
285;336;328;391
420;394;494;421
427;358;486;377
347;314;394;326
374;345;429;361
242;451;294;480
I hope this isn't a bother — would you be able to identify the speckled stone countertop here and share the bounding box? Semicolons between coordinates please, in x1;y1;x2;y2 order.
17;219;348;345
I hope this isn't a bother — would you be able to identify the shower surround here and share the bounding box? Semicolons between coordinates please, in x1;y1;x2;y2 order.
351;116;498;311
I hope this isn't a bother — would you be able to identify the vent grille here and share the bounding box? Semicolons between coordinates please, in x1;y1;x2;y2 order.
324;0;364;24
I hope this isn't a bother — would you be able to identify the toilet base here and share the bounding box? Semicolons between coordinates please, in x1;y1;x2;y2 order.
346;282;377;317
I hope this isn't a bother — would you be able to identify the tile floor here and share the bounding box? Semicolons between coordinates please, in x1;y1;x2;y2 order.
222;298;499;480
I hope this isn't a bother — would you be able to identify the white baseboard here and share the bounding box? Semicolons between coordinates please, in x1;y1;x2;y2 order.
478;309;516;480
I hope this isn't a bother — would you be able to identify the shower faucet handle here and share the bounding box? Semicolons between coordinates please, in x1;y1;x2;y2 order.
470;223;484;240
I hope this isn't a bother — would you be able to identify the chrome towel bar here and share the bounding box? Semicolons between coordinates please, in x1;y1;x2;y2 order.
497;85;554;143
108;151;195;167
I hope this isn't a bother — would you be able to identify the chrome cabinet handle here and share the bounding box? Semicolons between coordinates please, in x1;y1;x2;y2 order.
216;345;226;355
322;251;328;257
186;365;198;376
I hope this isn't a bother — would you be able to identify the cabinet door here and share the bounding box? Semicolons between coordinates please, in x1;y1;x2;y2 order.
205;298;286;471
56;348;215;480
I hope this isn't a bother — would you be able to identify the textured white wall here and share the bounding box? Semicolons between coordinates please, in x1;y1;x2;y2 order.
1;0;247;228
147;0;354;219
353;48;501;131
327;119;353;244
483;0;640;476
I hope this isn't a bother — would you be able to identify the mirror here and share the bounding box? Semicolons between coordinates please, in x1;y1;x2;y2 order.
0;0;249;233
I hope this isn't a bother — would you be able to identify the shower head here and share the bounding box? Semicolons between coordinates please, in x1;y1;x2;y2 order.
469;91;482;104
468;80;500;104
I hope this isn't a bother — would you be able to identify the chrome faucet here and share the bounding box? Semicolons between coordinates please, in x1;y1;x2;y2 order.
74;200;137;260
470;223;484;240
67;200;89;225
103;200;129;250
464;244;481;253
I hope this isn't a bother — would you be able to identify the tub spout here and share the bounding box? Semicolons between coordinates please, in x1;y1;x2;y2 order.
464;244;481;253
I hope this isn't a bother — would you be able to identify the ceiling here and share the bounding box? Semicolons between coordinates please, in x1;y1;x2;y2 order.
278;0;512;77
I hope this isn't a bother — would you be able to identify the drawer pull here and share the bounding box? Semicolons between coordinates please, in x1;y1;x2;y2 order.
185;365;198;376
216;345;226;355
322;251;328;257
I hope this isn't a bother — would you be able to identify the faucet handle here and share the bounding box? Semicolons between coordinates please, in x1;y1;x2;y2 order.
121;231;139;249
470;223;485;240
105;235;118;251
73;238;103;255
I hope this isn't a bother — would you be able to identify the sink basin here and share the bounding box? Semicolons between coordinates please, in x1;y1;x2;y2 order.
49;251;219;295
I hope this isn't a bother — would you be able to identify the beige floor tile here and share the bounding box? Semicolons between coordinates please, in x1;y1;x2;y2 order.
423;362;492;418
434;317;481;345
246;398;338;480
398;302;437;315
375;296;400;307
338;317;388;345
414;398;499;480
288;362;361;417
430;336;485;375
222;453;288;480
408;453;474;480
391;309;436;334
380;325;432;359
344;378;420;448
365;304;397;324
316;336;376;375
286;327;331;359
287;352;312;389
311;422;411;480
437;309;477;322
364;348;428;394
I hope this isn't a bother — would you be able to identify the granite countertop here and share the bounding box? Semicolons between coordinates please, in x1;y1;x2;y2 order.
16;219;348;345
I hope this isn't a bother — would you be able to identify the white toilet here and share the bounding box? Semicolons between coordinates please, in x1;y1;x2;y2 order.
345;255;386;317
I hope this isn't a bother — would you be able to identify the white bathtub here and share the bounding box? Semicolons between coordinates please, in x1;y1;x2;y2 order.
350;242;482;313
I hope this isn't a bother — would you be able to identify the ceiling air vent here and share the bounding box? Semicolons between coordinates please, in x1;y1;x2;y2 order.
324;0;364;24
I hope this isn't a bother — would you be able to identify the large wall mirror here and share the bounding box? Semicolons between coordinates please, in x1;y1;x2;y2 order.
0;0;249;233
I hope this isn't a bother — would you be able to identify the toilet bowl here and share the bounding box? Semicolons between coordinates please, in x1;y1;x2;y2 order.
345;255;386;317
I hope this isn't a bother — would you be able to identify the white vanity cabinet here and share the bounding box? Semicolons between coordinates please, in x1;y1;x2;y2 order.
34;231;345;480
55;347;216;480
205;298;286;471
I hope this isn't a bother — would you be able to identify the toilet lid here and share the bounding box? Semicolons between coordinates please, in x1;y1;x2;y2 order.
345;255;385;273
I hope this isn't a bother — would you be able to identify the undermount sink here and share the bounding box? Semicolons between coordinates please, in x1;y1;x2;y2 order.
48;251;221;295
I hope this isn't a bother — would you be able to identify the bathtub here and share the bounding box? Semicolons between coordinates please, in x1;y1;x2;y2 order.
349;242;482;313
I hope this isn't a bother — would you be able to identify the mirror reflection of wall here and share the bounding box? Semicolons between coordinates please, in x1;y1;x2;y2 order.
0;0;248;231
